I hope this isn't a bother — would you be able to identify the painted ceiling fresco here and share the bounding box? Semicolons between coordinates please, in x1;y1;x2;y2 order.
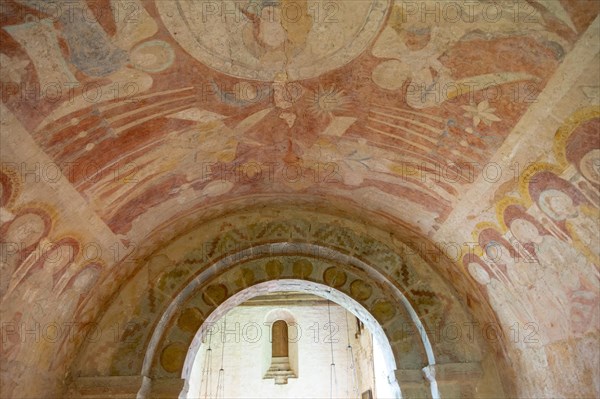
1;0;597;238
1;1;599;398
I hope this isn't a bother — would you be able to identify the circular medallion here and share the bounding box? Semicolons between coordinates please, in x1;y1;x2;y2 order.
350;279;372;301
265;259;284;278
202;283;228;306
323;267;347;287
292;258;313;278
157;0;390;81
160;342;187;373
177;307;204;333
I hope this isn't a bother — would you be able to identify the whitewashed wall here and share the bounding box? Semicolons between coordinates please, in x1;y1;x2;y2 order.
187;302;381;398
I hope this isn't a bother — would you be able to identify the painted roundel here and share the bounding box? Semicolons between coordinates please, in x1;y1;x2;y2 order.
157;0;390;81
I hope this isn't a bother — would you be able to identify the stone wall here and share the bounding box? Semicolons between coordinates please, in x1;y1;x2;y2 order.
186;301;385;398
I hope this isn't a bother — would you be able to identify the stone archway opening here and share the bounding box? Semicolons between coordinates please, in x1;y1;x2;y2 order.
180;280;407;399
131;240;458;399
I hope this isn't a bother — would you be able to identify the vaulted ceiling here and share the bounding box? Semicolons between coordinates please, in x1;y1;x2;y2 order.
1;1;599;398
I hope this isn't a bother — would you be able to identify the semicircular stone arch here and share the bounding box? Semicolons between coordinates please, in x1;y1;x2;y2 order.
178;279;404;399
146;250;427;373
71;215;509;399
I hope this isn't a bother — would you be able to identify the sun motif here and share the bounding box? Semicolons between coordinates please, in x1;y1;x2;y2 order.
308;85;352;118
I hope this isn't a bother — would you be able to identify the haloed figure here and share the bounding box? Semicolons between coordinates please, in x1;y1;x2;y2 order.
539;189;600;262
239;0;312;62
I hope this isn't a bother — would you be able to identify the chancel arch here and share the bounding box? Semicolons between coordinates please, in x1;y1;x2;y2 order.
137;245;438;399
69;211;508;399
181;281;401;397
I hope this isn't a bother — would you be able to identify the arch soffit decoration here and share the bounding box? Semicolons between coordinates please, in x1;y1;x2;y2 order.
72;212;506;396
